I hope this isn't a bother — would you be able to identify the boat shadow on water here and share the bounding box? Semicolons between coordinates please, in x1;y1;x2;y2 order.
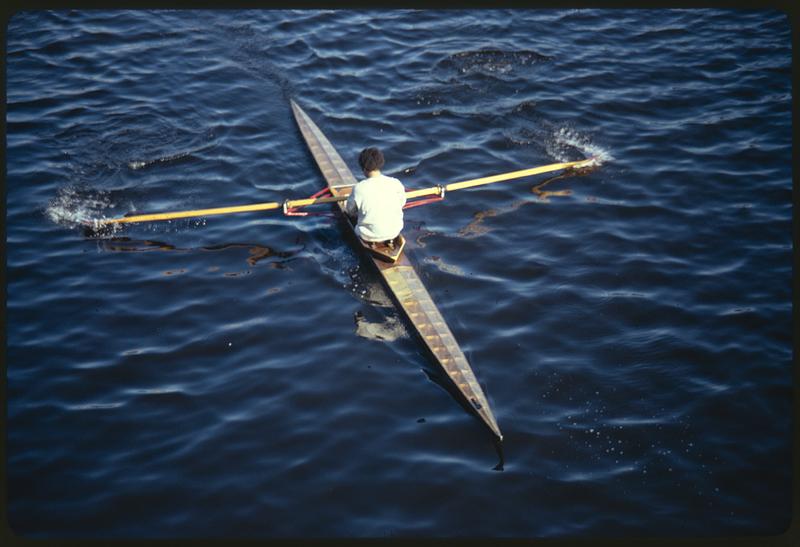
351;270;506;469
420;363;505;470
335;211;505;457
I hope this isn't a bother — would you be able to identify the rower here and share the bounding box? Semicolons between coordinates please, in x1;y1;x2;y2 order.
345;147;407;249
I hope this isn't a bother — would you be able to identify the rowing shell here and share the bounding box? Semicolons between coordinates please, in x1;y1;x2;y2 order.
290;100;502;440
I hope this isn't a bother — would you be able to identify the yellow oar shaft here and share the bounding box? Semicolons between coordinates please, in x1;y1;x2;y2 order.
446;158;592;191
104;202;280;225
97;158;593;225
99;195;347;225
404;157;593;199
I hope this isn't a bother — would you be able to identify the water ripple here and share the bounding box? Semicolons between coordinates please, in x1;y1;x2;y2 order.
6;8;791;539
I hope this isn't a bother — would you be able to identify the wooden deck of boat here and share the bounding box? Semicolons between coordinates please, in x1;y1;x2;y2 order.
290;99;502;440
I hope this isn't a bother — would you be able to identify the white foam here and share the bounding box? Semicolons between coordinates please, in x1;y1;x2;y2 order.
45;186;115;229
546;125;614;165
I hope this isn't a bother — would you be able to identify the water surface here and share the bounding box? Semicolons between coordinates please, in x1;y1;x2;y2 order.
6;9;792;538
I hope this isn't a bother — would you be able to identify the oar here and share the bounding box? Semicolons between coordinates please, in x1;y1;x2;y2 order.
408;157;597;198
90;194;346;227
90;157;596;227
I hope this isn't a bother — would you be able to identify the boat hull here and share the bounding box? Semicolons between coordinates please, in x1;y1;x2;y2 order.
290;100;502;440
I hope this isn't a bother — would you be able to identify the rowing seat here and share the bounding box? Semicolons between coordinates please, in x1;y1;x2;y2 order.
361;234;405;263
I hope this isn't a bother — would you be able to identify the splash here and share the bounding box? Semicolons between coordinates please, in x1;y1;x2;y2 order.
545;125;614;165
45;185;121;231
46;184;219;238
445;49;551;76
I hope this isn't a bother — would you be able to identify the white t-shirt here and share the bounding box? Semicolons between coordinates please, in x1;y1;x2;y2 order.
345;173;407;242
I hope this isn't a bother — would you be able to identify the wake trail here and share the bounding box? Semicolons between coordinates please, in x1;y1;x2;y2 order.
127;141;215;170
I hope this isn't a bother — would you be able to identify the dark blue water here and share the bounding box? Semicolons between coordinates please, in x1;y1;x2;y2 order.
5;9;792;538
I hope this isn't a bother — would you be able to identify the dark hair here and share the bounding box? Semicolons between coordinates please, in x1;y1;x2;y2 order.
358;147;385;174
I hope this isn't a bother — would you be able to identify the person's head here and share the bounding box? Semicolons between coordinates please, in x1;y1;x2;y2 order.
358;147;385;175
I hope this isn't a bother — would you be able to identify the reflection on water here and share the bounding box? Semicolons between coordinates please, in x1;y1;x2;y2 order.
423;256;467;277
459;209;500;239
456;167;602;237
95;237;301;270
411;166;601;245
354;309;408;342
532;164;601;200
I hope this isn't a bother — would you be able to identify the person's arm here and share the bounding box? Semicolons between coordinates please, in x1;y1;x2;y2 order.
345;188;358;218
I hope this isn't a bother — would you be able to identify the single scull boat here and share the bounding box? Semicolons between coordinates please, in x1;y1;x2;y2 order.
290;100;503;440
